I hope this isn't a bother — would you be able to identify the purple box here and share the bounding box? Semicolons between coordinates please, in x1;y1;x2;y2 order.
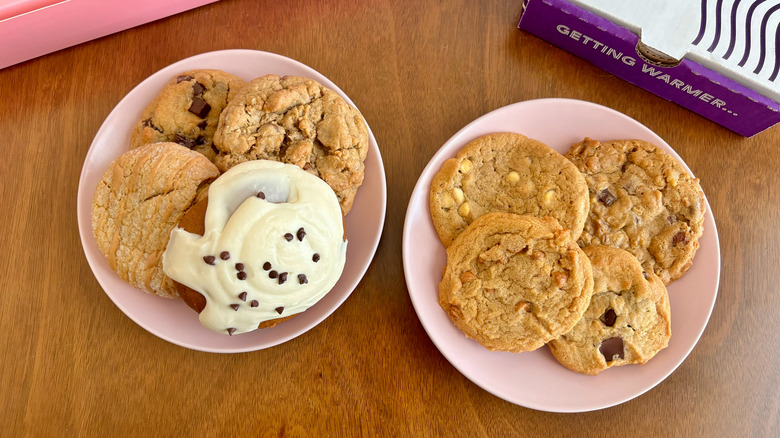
518;0;780;137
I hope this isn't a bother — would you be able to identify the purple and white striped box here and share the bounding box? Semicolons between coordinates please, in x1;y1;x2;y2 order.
518;0;780;136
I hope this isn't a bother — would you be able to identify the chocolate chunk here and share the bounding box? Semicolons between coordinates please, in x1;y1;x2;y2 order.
235;263;245;272
250;300;259;308
203;255;216;265
263;261;272;271
284;233;294;242
312;253;320;263
298;274;308;284
296;227;306;241
238;292;247;301
256;191;266;199
278;272;288;284
227;327;236;335
601;308;617;327
599;337;624;362
173;134;196;149
197;120;208;130
237;271;247;280
275;306;284;314
269;270;278;279
176;75;193;83
597;189;616;206
188;97;211;119
230;304;240;311
220;251;230;260
673;231;687;245
192;82;205;95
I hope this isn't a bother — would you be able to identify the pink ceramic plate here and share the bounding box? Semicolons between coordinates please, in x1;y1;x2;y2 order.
77;50;386;353
402;99;720;412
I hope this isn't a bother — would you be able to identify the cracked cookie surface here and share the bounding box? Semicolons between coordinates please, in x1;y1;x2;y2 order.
438;212;594;353
129;69;247;161
91;142;219;298
429;132;589;247
548;245;671;375
565;138;705;285
213;74;369;214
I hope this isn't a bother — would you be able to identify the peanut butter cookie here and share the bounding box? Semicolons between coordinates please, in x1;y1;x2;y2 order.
429;132;589;247
129;69;247;161
548;245;671;375
565;138;705;285
438;212;594;353
91;142;219;297
213;74;369;214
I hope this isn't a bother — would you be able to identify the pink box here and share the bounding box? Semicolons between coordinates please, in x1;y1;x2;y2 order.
0;0;218;69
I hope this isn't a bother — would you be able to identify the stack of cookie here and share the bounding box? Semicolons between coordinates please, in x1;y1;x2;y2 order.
430;132;704;375
91;69;370;335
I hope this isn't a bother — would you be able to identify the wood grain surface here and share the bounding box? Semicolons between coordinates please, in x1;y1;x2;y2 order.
1;0;778;436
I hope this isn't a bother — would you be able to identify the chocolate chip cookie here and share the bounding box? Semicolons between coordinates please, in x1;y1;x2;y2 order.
548;245;671;375
429;132;590;247
438;212;594;353
129;69;247;161
212;74;369;214
91;142;220;297
565;138;706;285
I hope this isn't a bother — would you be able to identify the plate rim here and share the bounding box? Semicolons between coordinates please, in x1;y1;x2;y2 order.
77;49;387;353
402;97;721;412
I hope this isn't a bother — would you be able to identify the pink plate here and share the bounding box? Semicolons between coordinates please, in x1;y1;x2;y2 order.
77;50;386;353
402;99;720;412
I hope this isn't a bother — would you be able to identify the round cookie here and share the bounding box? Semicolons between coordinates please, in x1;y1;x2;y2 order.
129;69;247;161
565;138;706;285
429;132;590;247
91;142;220;298
438;212;594;353
212;74;369;214
548;245;671;375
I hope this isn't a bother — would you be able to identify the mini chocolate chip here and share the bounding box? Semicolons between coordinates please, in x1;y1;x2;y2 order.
298;274;308;284
230;304;240;311
176;75;193;83
220;251;230;260
269;270;278;279
257;191;266;199
312;253;320;263
597;189;616;206
673;231;687;245
197;120;208;129
192;82;205;95
250;300;259;308
275;306;284;314
173;134;196;149
227;327;236;335
601;308;617;327
235;263;245;272
278;272;288;284
297;227;306;241
599;337;625;362
237;272;247;280
284;233;294;242
263;262;272;271
238;292;247;301
203;255;216;265
188;97;211;119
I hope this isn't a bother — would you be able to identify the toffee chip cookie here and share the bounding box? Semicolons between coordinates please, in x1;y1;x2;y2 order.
91;142;220;298
565;138;706;285
438;212;594;353
429;132;589;247
213;74;369;214
129;69;247;161
548;245;671;375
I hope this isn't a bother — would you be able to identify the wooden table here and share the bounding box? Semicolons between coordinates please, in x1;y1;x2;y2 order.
2;0;778;435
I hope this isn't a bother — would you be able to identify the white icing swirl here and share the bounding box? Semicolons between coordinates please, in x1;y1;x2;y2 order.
162;160;347;335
